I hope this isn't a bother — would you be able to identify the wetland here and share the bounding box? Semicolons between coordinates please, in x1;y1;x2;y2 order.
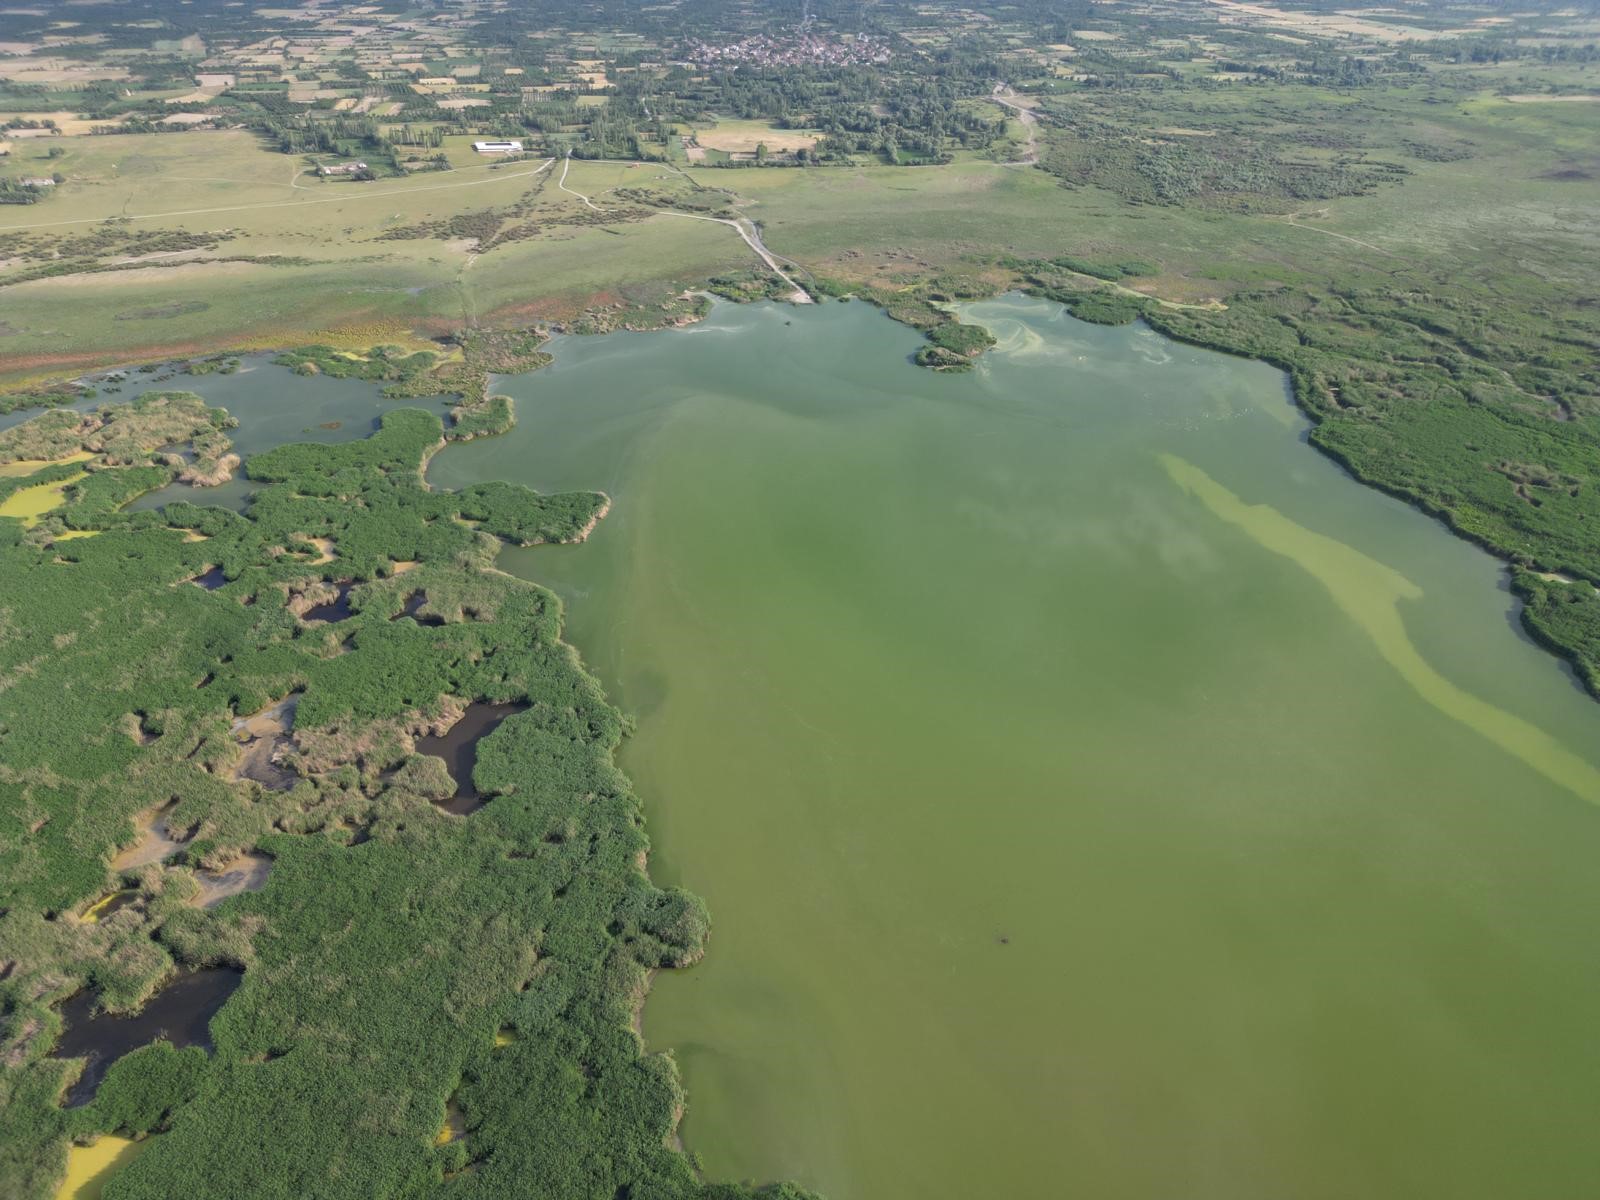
11;295;1600;1200
430;296;1600;1200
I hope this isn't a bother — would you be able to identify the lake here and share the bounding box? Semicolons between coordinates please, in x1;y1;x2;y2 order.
130;295;1600;1199
426;296;1600;1200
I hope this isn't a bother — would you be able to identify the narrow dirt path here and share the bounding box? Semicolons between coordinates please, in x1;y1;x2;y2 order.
1054;266;1229;313
557;150;604;213
1277;216;1399;258
656;211;812;303
991;85;1040;167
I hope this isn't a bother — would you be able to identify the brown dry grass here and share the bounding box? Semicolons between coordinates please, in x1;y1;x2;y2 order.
694;125;821;154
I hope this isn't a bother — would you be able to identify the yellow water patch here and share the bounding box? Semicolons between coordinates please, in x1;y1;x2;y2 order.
0;472;87;526
1161;454;1600;805
493;1028;518;1047
0;451;94;479
53;530;100;541
79;891;128;923
54;1135;150;1200
435;1097;465;1146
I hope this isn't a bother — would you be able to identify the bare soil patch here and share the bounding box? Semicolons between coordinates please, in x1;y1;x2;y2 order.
694;126;821;154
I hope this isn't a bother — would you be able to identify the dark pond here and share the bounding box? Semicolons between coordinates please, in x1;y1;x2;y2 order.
53;967;243;1106
189;566;227;590
415;701;528;814
302;583;355;623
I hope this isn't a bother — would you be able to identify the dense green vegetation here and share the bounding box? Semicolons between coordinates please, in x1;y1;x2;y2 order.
0;392;234;473
0;402;812;1200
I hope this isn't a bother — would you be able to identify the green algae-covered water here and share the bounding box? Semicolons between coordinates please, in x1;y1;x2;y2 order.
125;355;457;512
428;296;1600;1200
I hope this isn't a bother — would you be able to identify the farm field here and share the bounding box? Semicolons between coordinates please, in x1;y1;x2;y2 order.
690;120;822;153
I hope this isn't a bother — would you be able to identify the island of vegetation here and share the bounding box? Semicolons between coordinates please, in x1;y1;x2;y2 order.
0;398;813;1200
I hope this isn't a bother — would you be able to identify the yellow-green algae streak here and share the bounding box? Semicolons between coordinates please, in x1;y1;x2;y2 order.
398;295;1600;1199
1160;453;1600;805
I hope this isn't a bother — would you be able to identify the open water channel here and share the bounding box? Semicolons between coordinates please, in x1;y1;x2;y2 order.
162;296;1600;1199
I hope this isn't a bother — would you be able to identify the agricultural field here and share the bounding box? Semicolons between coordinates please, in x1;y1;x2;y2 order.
684;119;824;162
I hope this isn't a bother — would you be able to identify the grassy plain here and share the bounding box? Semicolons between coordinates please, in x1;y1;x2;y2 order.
9;70;1591;376
0;135;746;379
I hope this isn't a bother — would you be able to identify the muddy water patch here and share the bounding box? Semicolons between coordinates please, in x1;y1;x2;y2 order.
193;851;271;908
0;472;86;526
296;535;337;565
436;1094;467;1146
188;565;227;590
52;968;242;1106
415;701;528;814
232;695;299;791
79;892;136;924
113;805;188;870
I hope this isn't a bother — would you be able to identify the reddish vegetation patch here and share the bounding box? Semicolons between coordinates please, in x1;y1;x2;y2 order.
3;339;222;380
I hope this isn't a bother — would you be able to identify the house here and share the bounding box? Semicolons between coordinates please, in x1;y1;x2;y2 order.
317;161;367;176
472;140;523;153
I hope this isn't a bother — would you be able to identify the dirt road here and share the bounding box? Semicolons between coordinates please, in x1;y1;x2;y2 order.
991;85;1040;167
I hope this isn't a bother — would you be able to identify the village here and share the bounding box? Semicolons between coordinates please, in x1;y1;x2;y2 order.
681;31;895;70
